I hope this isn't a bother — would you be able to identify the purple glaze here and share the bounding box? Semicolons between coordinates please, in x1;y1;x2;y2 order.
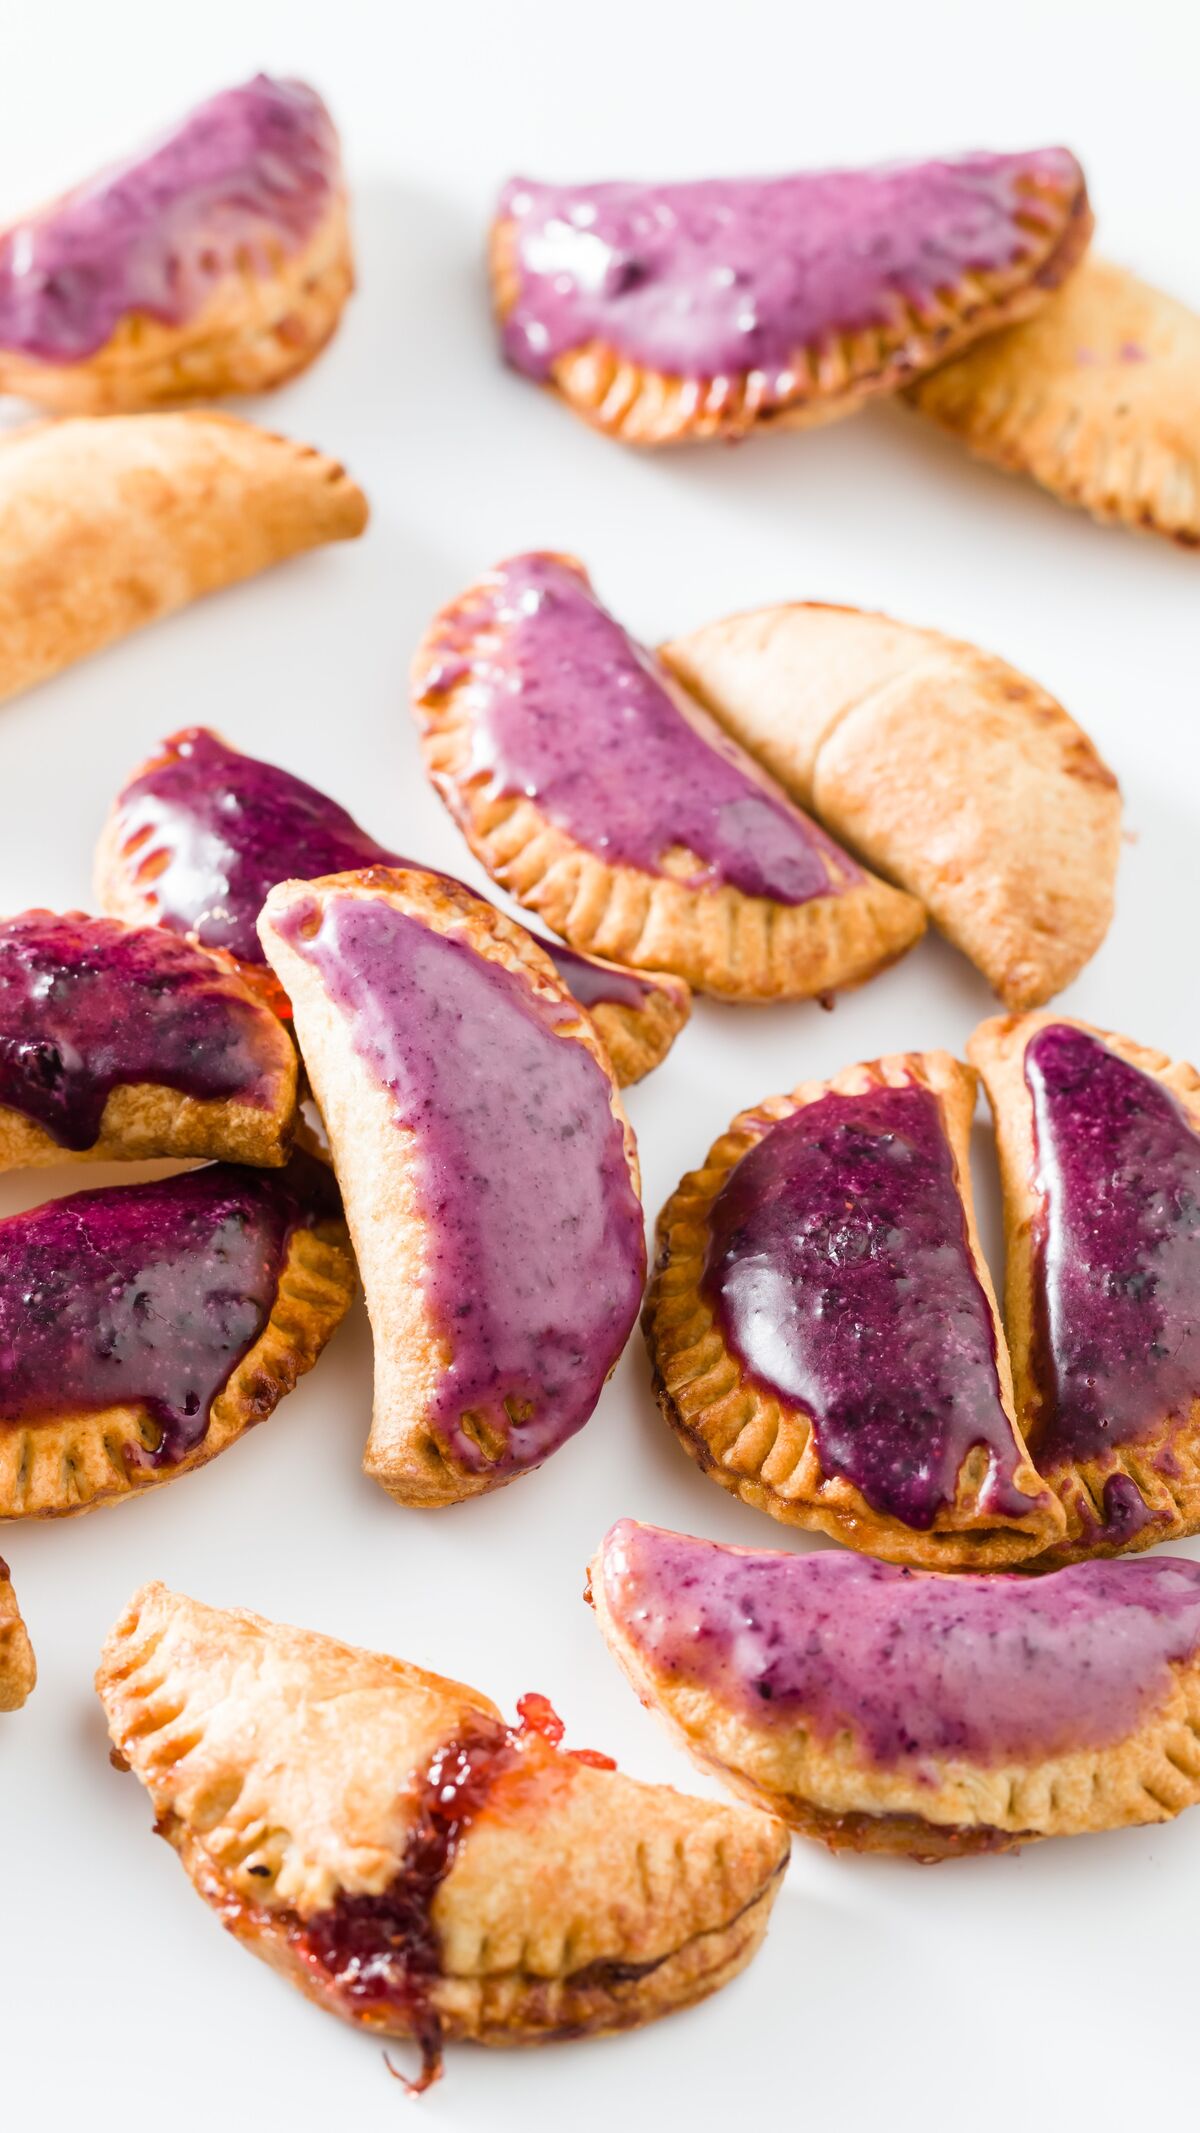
276;893;645;1474
0;75;338;364
440;555;856;904
601;1520;1200;1766
0;910;275;1150
704;1080;1032;1530
499;150;1081;389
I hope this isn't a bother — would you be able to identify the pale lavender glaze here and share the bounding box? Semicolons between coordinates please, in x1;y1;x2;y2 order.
601;1521;1200;1767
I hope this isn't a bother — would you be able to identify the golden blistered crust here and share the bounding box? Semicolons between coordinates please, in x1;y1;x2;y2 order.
663;601;1121;1010
907;256;1200;547
96;1585;789;2052
0;412;367;709
643;1050;1062;1567
0;1563;36;1711
411;562;925;1002
579;967;692;1087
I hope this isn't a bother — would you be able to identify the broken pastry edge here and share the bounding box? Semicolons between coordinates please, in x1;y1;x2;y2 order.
643;1049;1063;1569
0;1562;35;1710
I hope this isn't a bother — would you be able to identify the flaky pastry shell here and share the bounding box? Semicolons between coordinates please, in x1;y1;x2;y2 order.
0;1558;35;1710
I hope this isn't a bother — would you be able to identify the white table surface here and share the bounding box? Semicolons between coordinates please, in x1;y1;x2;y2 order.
2;3;1197;2126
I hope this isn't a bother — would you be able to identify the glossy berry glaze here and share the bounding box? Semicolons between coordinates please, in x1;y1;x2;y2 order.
0;910;274;1149
703;1080;1031;1530
0;75;339;364
276;892;646;1476
498;150;1083;391
600;1520;1200;1767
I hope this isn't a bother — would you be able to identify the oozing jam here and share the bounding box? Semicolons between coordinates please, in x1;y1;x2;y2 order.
498;150;1083;389
0;909;275;1149
601;1520;1200;1766
0;75;339;363
703;1080;1035;1530
276;893;646;1475
433;554;857;904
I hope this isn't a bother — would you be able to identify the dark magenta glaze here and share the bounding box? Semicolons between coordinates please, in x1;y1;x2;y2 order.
0;909;276;1149
0;75;338;363
704;1080;1033;1529
276;892;645;1475
498;151;1082;388
601;1520;1200;1766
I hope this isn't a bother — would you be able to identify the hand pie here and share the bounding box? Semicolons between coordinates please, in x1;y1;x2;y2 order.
591;1520;1200;1859
644;1049;1061;1567
490;151;1090;445
0;1558;35;1711
412;554;924;1000
971;1013;1200;1559
907;257;1200;547
663;599;1121;1009
0;1155;353;1518
0;75;351;413
0;412;366;709
259;868;646;1505
0;909;297;1172
96;1584;789;2085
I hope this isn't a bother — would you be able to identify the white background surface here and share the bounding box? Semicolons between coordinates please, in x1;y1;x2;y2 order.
1;3;1197;2126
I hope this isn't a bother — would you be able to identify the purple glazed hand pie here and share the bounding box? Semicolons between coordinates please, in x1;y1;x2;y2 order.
644;1049;1061;1567
259;868;646;1506
0;75;352;413
412;554;924;1001
0;1156;354;1518
0;909;297;1172
971;1013;1200;1560
490;151;1091;445
0;1557;35;1710
591;1521;1200;1859
97;1584;788;2085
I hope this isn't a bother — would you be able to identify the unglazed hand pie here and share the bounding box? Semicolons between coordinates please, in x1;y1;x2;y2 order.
0;75;352;413
663;599;1121;1009
412;554;924;1000
0;1155;353;1518
971;1013;1200;1559
0;1557;35;1711
908;257;1200;547
0;412;366;708
644;1050;1061;1567
259;868;646;1505
490;151;1091;444
96;1584;789;2085
0;909;297;1172
96;726;689;1084
591;1521;1200;1859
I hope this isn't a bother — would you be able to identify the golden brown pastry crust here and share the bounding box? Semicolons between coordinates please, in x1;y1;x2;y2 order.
96;1584;789;2059
644;1049;1062;1567
412;560;925;1001
0;412;367;708
662;600;1121;1010
0;1561;35;1710
907;256;1200;546
574;965;692;1086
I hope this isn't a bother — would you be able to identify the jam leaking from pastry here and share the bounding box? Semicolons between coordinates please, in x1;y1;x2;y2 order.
0;75;339;363
433;553;857;903
498;150;1083;389
275;892;646;1475
703;1081;1029;1529
0;910;273;1148
600;1520;1200;1766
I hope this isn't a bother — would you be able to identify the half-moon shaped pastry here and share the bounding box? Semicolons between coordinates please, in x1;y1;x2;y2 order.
491;151;1091;445
0;909;297;1171
971;1012;1200;1559
259;868;646;1505
907;257;1200;547
0;1155;353;1518
0;412;366;709
663;600;1121;1009
96;726;690;1082
0;1558;35;1711
644;1050;1061;1567
0;75;352;413
412;554;924;1000
591;1520;1200;1859
97;1583;789;2085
